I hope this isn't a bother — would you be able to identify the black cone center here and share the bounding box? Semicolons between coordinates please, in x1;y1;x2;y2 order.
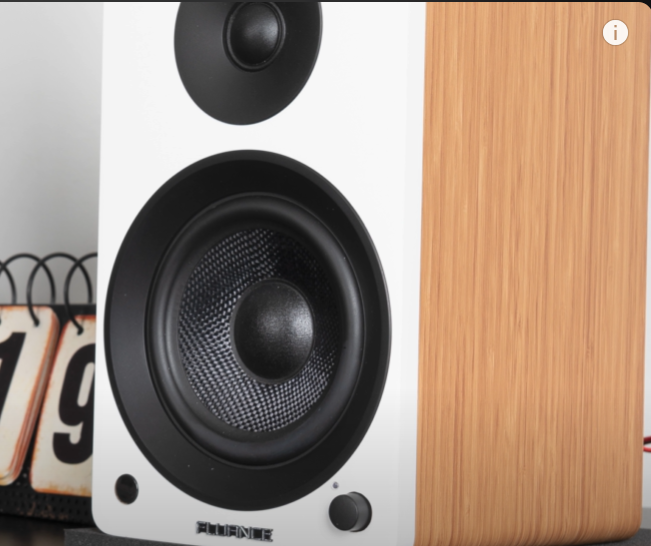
226;3;284;71
232;280;314;383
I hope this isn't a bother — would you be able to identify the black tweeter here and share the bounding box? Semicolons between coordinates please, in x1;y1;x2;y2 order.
175;3;322;125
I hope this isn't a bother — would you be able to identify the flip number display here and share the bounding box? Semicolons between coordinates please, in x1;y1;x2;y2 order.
0;307;59;486
31;317;95;496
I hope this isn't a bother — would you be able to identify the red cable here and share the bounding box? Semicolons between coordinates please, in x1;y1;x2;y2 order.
644;436;651;453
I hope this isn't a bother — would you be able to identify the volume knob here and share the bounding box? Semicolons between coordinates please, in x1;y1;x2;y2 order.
328;492;372;532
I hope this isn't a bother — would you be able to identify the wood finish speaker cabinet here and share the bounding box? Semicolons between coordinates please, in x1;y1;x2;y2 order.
93;3;650;546
417;3;649;545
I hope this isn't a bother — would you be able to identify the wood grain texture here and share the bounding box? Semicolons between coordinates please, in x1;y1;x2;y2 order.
416;3;651;546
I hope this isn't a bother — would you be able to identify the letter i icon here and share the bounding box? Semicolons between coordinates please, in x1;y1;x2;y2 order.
603;20;628;46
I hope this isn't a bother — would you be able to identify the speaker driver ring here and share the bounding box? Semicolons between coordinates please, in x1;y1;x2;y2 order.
148;195;364;465
105;151;390;510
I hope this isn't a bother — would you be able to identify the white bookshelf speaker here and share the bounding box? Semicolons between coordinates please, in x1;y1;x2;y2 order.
93;3;651;546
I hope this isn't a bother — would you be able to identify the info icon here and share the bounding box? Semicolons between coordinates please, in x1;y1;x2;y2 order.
603;20;628;46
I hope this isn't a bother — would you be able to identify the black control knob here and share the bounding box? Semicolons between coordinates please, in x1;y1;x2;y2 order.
329;492;372;532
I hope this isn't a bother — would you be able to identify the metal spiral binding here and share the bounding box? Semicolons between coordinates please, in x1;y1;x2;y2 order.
26;253;92;326
0;254;56;325
0;253;95;326
64;253;98;335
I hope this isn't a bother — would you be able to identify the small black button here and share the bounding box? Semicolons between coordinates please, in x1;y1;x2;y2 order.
329;492;372;532
115;474;138;504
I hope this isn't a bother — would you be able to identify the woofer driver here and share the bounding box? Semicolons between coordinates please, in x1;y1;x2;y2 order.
105;151;390;510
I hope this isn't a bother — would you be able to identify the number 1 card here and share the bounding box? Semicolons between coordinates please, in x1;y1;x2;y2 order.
0;306;59;485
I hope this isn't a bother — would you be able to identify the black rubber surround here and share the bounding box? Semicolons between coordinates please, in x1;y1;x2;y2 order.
105;151;390;510
175;3;322;125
